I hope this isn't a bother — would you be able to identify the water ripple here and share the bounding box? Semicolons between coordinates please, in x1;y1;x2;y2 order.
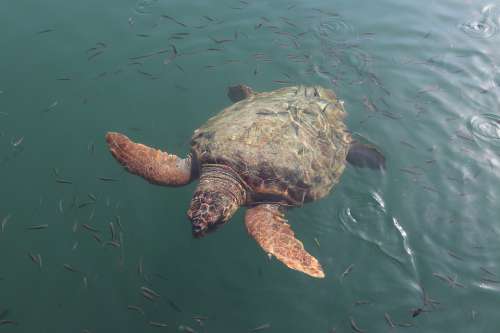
316;18;354;41
460;4;498;39
337;192;408;266
469;114;500;145
133;0;159;15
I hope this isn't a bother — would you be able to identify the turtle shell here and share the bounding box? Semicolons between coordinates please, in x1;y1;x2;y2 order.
190;86;351;206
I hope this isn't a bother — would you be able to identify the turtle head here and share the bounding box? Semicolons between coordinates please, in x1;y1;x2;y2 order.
187;165;246;237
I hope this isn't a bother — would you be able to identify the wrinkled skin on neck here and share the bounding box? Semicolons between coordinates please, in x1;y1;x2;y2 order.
187;165;247;237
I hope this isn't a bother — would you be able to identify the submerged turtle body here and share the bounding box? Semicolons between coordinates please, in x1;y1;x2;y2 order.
105;84;385;279
191;86;351;205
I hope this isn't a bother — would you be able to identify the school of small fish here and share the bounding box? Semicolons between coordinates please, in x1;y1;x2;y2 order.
1;0;499;332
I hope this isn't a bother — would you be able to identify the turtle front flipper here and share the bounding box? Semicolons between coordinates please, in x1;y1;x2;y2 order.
245;204;325;278
227;84;255;103
347;141;386;170
106;132;193;186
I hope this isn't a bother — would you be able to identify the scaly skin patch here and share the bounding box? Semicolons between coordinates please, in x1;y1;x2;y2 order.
106;132;193;186
245;204;325;278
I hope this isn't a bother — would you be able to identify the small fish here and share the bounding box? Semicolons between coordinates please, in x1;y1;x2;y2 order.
28;252;41;268
58;200;64;214
37;29;54;34
250;323;271;332
88;193;97;202
127;305;145;315
42;100;59;112
1;214;12;232
104;240;121;248
97;177;118;182
471;310;477;321
91;233;102;244
161;15;188;27
400;140;416;149
340;264;354;281
138;257;144;277
26;224;49;230
166;298;182;312
399;168;422;176
37;254;43;268
88;142;95;154
137;69;153;77
11;136;24;147
141;286;160;297
115;215;123;231
63;264;81;273
480;267;496;277
349;317;365;333
179;325;196;333
82;276;88;289
174;64;185;73
209;36;233;44
384;312;395;328
141;290;156;302
153;273;168;281
0;320;18;326
447;250;464;261
78;201;95;209
87;51;103;61
129;52;157;60
0;309;9;320
55;178;73;184
432;272;450;283
109;222;116;240
82;224;99;232
72;241;79;250
314;237;320;248
149;321;168;327
136;34;150;38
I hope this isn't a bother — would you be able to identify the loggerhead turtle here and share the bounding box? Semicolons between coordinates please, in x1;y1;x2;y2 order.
105;85;384;278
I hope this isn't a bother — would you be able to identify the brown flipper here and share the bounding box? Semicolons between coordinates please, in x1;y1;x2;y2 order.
245;204;325;278
106;132;193;186
227;84;255;103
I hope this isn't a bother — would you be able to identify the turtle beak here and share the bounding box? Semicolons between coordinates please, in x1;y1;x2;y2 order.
191;220;208;238
190;217;224;238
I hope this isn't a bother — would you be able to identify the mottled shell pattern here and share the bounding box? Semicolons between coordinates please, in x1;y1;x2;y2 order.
190;86;352;206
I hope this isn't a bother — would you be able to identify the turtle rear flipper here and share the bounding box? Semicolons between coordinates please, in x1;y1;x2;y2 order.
347;142;385;170
245;204;325;278
106;132;193;186
227;84;255;103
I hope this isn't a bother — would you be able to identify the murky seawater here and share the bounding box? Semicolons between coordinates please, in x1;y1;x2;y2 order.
1;0;499;332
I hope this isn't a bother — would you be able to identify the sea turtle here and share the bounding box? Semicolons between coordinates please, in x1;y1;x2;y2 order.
105;85;384;278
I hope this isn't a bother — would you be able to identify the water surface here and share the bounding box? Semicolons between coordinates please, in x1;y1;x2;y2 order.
1;0;500;332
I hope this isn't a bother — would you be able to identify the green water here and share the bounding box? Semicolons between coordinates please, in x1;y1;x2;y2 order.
1;0;500;332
